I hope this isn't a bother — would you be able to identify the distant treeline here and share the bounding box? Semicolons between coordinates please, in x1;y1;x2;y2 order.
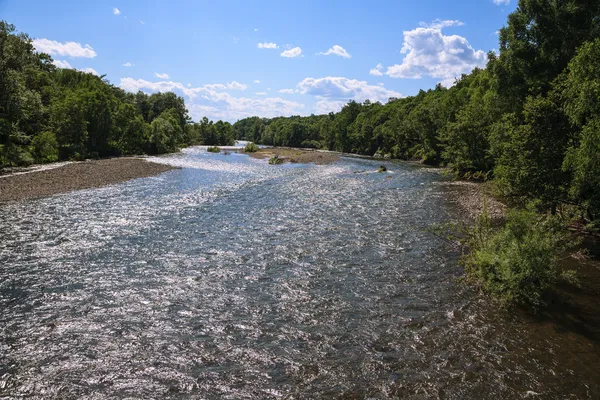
0;21;234;168
233;0;600;223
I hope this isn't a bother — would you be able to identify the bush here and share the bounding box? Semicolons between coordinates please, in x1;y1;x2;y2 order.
30;131;59;164
268;155;284;165
206;146;221;153
244;142;259;152
463;207;575;310
378;165;387;173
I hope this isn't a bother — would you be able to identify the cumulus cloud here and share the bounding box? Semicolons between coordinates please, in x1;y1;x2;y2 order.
296;77;401;104
254;80;260;84
154;72;169;79
32;38;97;58
257;42;278;49
81;68;99;76
318;45;351;58
113;8;121;15
53;59;72;69
279;88;294;94
386;20;487;86
256;92;268;96
119;77;303;121
369;63;384;76
281;47;302;58
493;0;510;5
314;99;346;114
123;62;133;67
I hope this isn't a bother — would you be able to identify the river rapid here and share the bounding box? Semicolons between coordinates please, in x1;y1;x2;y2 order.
0;146;599;399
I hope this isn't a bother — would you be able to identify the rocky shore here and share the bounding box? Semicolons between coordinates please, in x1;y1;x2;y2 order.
0;158;176;202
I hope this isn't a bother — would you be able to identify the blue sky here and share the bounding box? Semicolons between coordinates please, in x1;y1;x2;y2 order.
1;0;517;122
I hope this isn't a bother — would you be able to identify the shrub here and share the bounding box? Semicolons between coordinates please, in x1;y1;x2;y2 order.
463;207;576;310
268;155;284;165
30;131;59;163
244;142;259;152
206;146;221;153
378;165;387;173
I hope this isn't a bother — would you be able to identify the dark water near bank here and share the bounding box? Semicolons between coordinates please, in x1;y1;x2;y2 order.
0;147;599;399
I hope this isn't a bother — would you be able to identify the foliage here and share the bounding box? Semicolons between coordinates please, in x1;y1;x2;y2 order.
243;142;259;152
378;165;387;173
463;208;576;310
268;155;284;165
30;131;58;163
206;146;221;153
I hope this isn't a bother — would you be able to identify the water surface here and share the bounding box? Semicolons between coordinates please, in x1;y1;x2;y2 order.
1;147;599;399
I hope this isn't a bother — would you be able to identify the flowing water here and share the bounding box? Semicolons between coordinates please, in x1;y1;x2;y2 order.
0;147;599;399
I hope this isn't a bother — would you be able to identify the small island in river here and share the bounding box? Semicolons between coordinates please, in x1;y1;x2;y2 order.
247;147;340;165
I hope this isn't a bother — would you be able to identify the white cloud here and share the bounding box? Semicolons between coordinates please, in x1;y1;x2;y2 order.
53;59;72;69
119;77;305;121
493;0;510;5
256;92;268;96
254;28;259;32
296;77;401;103
318;45;351;58
154;72;169;79
187;83;192;87
140;20;145;24
113;8;121;15
386;20;487;86
314;99;346;114
420;19;464;29
281;47;302;58
32;38;97;58
81;68;99;76
279;88;294;94
254;80;261;84
123;62;133;67
203;81;248;91
369;63;384;76
257;42;278;49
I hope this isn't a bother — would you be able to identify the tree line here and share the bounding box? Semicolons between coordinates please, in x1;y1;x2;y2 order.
0;21;235;168
234;0;600;226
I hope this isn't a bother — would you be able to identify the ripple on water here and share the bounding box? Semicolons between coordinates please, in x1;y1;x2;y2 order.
0;149;599;399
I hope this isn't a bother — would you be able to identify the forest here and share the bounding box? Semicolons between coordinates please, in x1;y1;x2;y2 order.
234;1;600;227
0;20;235;167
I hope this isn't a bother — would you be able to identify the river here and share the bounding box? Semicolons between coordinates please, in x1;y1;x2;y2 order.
0;146;599;399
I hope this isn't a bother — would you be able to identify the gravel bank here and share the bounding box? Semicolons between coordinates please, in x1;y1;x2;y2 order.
247;148;340;165
441;180;506;220
0;158;177;202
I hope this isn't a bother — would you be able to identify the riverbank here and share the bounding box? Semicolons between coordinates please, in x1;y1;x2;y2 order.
247;147;340;165
441;180;506;221
0;158;177;202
